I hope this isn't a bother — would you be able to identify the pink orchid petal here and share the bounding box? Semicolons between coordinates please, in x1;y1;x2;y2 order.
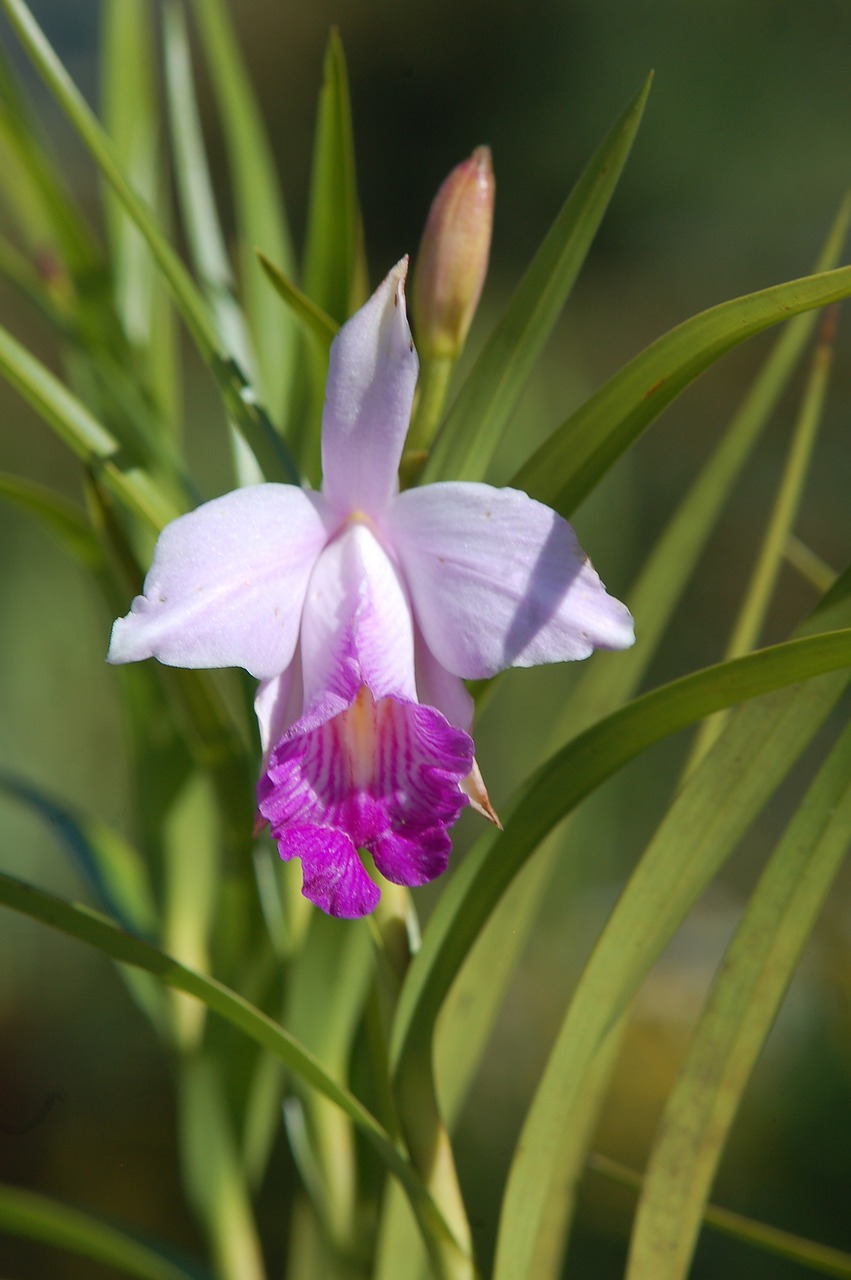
320;260;418;519
281;826;381;918
257;639;473;916
389;481;635;679
108;485;330;680
300;522;417;708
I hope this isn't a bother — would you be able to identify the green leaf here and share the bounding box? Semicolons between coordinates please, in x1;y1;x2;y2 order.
1;0;297;485
303;29;363;324
394;613;851;1276
0;471;101;567
281;913;374;1243
592;1154;851;1280
0;772;157;936
0;873;469;1275
257;251;339;350
565;196;851;736
101;0;160;353
162;1;253;376
431;196;851;1139
492;588;851;1280
625;718;851;1280
0;320;177;529
514;260;851;518
193;0;298;418
163;0;265;487
0;45;97;274
419;73;653;485
392;598;851;1083
178;1057;265;1280
0;1183;206;1280
687;300;838;768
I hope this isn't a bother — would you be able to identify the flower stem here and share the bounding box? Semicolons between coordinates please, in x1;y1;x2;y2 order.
405;354;455;465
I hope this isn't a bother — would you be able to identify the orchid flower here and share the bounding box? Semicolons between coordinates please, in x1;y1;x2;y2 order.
108;260;634;918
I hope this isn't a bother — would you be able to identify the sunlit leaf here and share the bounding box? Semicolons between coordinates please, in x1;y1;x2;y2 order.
1;0;297;485
687;301;839;767
493;585;851;1280
392;587;851;1081
625;718;851;1280
432;198;851;1137
302;29;363;324
515;261;851;518
0;321;176;529
193;0;298;418
257;251;338;351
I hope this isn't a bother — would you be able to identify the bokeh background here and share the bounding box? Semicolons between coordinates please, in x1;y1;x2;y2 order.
1;1;850;1276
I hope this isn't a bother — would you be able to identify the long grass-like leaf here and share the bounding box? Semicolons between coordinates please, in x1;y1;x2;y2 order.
302;29;362;324
1;0;297;485
192;0;297;418
101;0;159;350
163;0;262;487
514;261;851;518
392;586;851;1081
257;251;338;350
280;913;374;1245
687;303;839;767
419;74;652;485
0;45;96;273
592;1154;851;1279
0;873;470;1276
492;597;851;1280
431;199;851;1137
392;597;851;1273
0;1183;207;1280
626;716;851;1279
0;322;176;529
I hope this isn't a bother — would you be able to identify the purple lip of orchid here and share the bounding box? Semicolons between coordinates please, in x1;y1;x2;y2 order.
108;258;635;918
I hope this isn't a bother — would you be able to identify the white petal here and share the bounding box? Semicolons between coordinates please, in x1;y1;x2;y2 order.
255;660;303;759
414;627;474;731
389;482;635;679
321;260;418;519
107;485;330;680
299;522;417;707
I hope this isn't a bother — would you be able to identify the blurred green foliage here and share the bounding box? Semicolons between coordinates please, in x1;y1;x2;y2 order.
0;2;848;1278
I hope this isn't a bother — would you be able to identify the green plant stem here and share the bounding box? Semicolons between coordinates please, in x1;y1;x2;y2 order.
406;353;455;462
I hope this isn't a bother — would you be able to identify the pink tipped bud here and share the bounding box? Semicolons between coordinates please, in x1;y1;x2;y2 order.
413;146;494;358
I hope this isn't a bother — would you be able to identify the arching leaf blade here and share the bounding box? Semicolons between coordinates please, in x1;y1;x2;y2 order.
0;873;469;1273
492;589;851;1280
625;719;851;1280
514;260;851;518
420;73;653;485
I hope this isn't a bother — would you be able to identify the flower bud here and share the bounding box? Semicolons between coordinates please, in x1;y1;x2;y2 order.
412;146;494;358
